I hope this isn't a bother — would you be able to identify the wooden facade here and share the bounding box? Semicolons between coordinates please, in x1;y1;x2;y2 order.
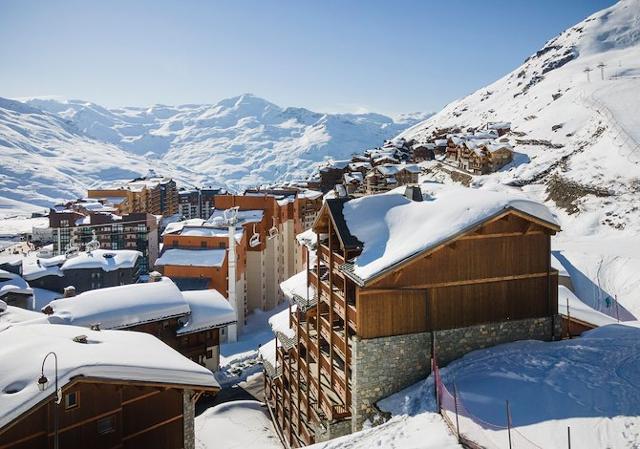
264;198;560;447
0;378;215;449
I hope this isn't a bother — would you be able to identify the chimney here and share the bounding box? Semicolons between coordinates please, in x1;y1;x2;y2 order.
148;271;163;282
63;286;76;298
404;185;423;202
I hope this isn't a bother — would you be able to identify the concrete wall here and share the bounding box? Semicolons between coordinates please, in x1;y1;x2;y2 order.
246;251;263;312
351;331;432;431
433;316;561;366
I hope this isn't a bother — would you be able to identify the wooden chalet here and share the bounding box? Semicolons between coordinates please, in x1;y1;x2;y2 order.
0;324;219;449
263;185;561;447
41;278;236;371
364;164;420;195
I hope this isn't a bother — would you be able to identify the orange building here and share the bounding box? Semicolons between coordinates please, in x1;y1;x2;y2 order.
155;189;322;337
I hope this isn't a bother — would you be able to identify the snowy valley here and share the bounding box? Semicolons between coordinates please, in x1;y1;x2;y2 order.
1;1;640;449
0;93;429;216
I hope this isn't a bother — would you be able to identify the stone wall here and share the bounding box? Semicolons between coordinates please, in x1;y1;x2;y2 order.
434;315;562;366
351;331;432;431
313;418;352;443
183;390;195;449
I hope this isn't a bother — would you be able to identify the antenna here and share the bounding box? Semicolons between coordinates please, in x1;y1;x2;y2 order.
597;62;606;80
583;67;592;82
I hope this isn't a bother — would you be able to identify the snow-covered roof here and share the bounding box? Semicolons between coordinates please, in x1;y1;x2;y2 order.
163;218;244;242
348;162;372;171
43;278;190;329
258;337;279;368
344;172;364;184
22;256;64;280
321;159;351;171
0;270;32;297
60;249;141;272
0;301;43;331
155;248;226;268
178;290;237;335
268;305;296;340
296;228;318;250
280;270;316;303
336;183;560;283
557;286;618;328
0;255;22;267
208;209;264;226
297;189;323;200
0;324;218;429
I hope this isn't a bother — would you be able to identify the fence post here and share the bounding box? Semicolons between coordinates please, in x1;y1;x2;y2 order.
506;400;512;449
453;382;461;443
567;426;571;449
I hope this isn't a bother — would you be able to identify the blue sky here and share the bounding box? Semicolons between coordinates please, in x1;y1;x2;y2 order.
0;0;616;115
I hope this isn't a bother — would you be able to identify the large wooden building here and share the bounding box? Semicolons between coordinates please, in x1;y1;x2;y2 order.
0;324;219;449
263;184;561;447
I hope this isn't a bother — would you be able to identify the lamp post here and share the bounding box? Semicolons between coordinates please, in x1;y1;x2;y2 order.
38;352;60;449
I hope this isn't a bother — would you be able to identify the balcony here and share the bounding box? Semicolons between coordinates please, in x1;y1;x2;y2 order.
319;244;345;265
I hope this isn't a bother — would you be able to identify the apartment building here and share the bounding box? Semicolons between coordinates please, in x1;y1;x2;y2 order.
156;189;322;339
88;171;179;217
263;185;561;447
49;208;158;273
178;187;225;220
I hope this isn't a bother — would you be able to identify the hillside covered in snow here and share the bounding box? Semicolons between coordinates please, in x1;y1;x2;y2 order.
0;93;428;216
402;0;640;318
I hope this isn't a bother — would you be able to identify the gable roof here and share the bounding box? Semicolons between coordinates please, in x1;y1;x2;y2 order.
0;324;218;429
334;184;560;285
321;198;363;250
42;278;190;329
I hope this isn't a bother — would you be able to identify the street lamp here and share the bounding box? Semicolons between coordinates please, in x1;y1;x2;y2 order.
38;352;60;449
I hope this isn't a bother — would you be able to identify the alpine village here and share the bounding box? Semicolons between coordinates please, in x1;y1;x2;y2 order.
2;1;640;449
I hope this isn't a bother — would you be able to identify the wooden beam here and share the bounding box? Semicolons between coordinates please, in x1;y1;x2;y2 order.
122;414;183;441
48;407;123;436
121;390;162;406
362;272;551;292
458;231;545;240
0;431;47;449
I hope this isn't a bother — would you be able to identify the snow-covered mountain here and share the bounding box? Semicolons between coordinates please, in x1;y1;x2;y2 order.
0;97;195;217
402;0;640;318
7;94;428;203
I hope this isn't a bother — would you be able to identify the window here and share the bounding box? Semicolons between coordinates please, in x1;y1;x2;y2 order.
97;415;115;435
218;242;226;249
64;392;79;410
200;241;207;248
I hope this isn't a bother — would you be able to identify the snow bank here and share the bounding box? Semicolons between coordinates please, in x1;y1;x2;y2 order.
342;183;558;282
439;323;640;449
195;400;281;449
0;324;218;429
